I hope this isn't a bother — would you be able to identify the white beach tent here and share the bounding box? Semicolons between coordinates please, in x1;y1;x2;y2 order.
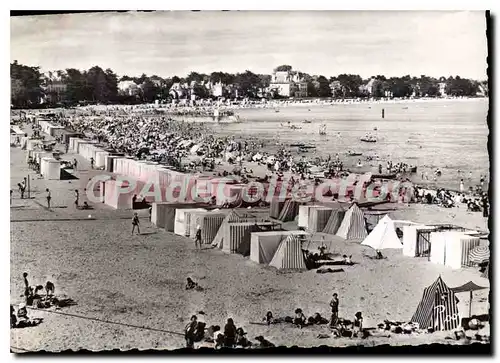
361;216;418;250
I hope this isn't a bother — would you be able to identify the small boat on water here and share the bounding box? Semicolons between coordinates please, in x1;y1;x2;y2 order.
289;125;302;130
347;151;363;157
275;109;280;113
373;127;378;131
360;136;377;143
303;120;312;124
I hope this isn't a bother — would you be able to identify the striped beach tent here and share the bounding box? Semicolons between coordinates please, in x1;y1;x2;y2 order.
411;276;460;331
322;209;346;235
277;199;299;222
335;203;368;240
269;234;307;271
269;198;286;219
469;245;490;264
211;210;241;249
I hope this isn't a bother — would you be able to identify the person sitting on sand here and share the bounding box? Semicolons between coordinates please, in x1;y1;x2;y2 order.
376;250;384;259
263;311;276;325
294;308;307;328
254;336;275;348
235;327;252;348
185;278;198;290
309;313;329;325
342;255;353;265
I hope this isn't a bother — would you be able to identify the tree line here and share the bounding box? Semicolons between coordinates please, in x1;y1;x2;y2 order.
11;61;488;108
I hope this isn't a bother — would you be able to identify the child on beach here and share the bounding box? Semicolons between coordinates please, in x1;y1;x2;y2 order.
131;213;140;235
195;226;202;250
45;188;51;208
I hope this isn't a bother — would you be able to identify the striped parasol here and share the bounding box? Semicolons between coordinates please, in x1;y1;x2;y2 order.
469;246;490;264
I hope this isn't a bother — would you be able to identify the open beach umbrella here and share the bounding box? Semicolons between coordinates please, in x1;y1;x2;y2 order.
469;246;490;264
451;281;488;317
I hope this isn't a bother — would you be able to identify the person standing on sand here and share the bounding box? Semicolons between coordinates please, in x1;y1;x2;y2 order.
74;189;79;208
45;188;52;209
459;179;464;193
90;157;95;169
184;315;198;348
132;213;140;235
195;225;202;250
23;272;30;303
329;293;339;327
10;189;13;205
223;318;237;348
73;159;78;171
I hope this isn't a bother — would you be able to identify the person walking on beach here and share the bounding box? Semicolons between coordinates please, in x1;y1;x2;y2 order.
90;157;95;169
329;293;339;327
23;272;30;303
73;158;78;171
74;189;79;208
195;225;202;250
45;188;52;209
131;212;140;235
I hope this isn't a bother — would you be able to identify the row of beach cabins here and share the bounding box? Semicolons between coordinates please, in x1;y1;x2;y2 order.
17;119;490;273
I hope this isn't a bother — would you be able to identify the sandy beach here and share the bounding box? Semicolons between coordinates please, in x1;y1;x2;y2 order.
10;139;490;351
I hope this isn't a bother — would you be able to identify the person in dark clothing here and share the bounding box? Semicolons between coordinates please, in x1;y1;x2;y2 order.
195;226;202;250
45;281;55;298
235;328;252;347
10;189;13;205
45;188;52;209
186;278;198;290
254;336;275;348
294;308;306;328
481;196;489;218
184;315;198;348
23;272;30;302
90;157;95;169
10;305;17;328
132;212;140;235
74;190;79;208
354;312;364;337
223;318;237;348
330;293;339;327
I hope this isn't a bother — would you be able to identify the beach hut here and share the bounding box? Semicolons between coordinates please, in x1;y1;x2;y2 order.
322;209;346;235
430;231;480;269
194;211;227;244
414;225;467;258
444;232;480;269
103;179;133;209
174;208;206;236
269;234;307;271
361;216;417;250
402;225;435;257
250;230;309;264
411;276;460;331
40;158;60;180
298;205;323;229
277;199;299;222
336;203;368;240
308;207;333;233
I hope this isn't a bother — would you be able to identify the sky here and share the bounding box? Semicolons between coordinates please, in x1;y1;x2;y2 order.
10;11;488;80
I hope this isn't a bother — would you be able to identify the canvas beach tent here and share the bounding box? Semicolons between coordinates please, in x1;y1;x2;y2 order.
361;216;417;250
336;203;368;240
411;276;460;331
269;234;307;271
322;208;346;235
